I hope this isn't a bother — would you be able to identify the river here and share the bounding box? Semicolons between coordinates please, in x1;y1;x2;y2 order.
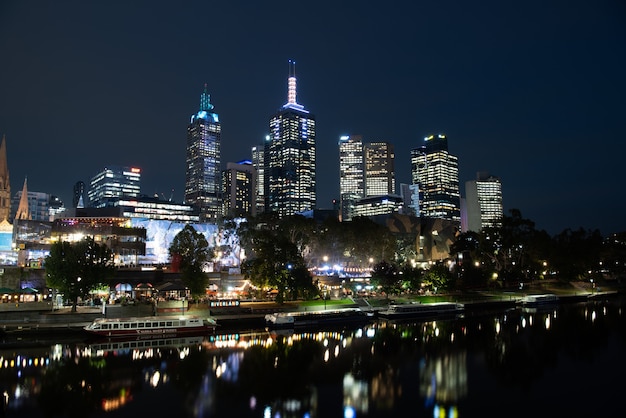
1;295;624;418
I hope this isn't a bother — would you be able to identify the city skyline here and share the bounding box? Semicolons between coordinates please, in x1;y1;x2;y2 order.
1;1;624;235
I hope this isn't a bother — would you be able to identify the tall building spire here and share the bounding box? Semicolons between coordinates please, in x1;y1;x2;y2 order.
200;83;214;112
0;135;11;222
283;59;305;112
287;59;297;105
15;176;31;221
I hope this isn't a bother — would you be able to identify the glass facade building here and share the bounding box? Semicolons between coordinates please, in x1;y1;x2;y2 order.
411;134;461;223
339;135;365;222
267;61;316;218
88;166;141;208
185;85;222;222
365;141;395;197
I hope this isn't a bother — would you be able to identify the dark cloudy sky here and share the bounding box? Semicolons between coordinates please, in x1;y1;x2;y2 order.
1;0;624;235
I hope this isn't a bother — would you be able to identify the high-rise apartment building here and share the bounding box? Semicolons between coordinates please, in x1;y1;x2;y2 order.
251;143;266;215
185;85;222;222
266;61;316;218
222;160;256;218
464;172;503;232
410;134;461;223
365;141;395;197
339;135;365;221
88;166;141;208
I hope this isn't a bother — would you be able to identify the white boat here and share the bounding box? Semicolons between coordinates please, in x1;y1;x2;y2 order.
83;315;217;338
518;294;560;307
377;301;465;320
265;308;373;329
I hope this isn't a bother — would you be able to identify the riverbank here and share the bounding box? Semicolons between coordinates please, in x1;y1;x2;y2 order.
1;280;623;337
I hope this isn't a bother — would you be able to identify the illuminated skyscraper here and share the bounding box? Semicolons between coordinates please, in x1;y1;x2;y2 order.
365;141;395;197
464;172;503;231
411;134;460;223
251;142;266;214
88;166;141;208
185;85;222;222
339;135;365;221
267;61;316;217
222;160;256;218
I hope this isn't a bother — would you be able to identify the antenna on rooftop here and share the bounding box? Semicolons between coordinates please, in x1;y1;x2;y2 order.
287;59;297;105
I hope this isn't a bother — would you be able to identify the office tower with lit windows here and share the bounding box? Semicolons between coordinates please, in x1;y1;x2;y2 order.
266;61;316;217
251;143;266;215
88;165;141;208
339;135;365;221
410;134;461;223
184;84;222;222
464;172;503;232
222;160;256;218
365;141;395;197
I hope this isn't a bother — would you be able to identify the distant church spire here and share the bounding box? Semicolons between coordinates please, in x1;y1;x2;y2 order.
0;135;11;222
15;177;31;221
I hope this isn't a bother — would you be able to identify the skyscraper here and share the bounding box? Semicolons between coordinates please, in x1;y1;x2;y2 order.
251;142;266;215
339;135;365;222
365;141;395;197
267;61;316;218
88;166;141;208
185;84;222;222
411;134;461;223
222;160;256;218
464;172;503;232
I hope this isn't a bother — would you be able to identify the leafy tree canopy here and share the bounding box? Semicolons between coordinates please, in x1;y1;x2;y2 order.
45;237;115;312
169;224;214;298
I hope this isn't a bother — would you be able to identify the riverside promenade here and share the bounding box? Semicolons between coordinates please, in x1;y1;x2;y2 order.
1;281;621;338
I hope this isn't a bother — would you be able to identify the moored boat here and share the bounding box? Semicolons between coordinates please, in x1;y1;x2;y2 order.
265;307;373;329
377;301;465;320
518;294;560;307
83;315;217;338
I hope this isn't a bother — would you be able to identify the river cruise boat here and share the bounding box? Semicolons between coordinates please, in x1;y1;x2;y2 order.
377;301;465;321
84;315;217;338
265;308;373;329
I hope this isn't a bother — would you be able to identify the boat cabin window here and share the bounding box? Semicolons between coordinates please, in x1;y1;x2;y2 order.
131;323;137;328
123;323;130;329
138;323;144;328
166;321;173;327
113;324;119;329
159;322;166;327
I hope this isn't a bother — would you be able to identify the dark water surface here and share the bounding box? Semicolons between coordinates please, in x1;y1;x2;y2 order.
1;296;624;418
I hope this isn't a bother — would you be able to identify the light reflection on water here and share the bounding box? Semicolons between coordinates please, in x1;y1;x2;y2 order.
1;296;625;417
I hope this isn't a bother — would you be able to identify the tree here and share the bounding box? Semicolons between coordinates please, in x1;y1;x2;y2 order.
422;262;455;292
45;237;115;312
370;260;400;296
169;224;214;299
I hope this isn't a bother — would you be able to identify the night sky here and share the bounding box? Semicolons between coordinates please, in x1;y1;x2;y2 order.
1;0;624;236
